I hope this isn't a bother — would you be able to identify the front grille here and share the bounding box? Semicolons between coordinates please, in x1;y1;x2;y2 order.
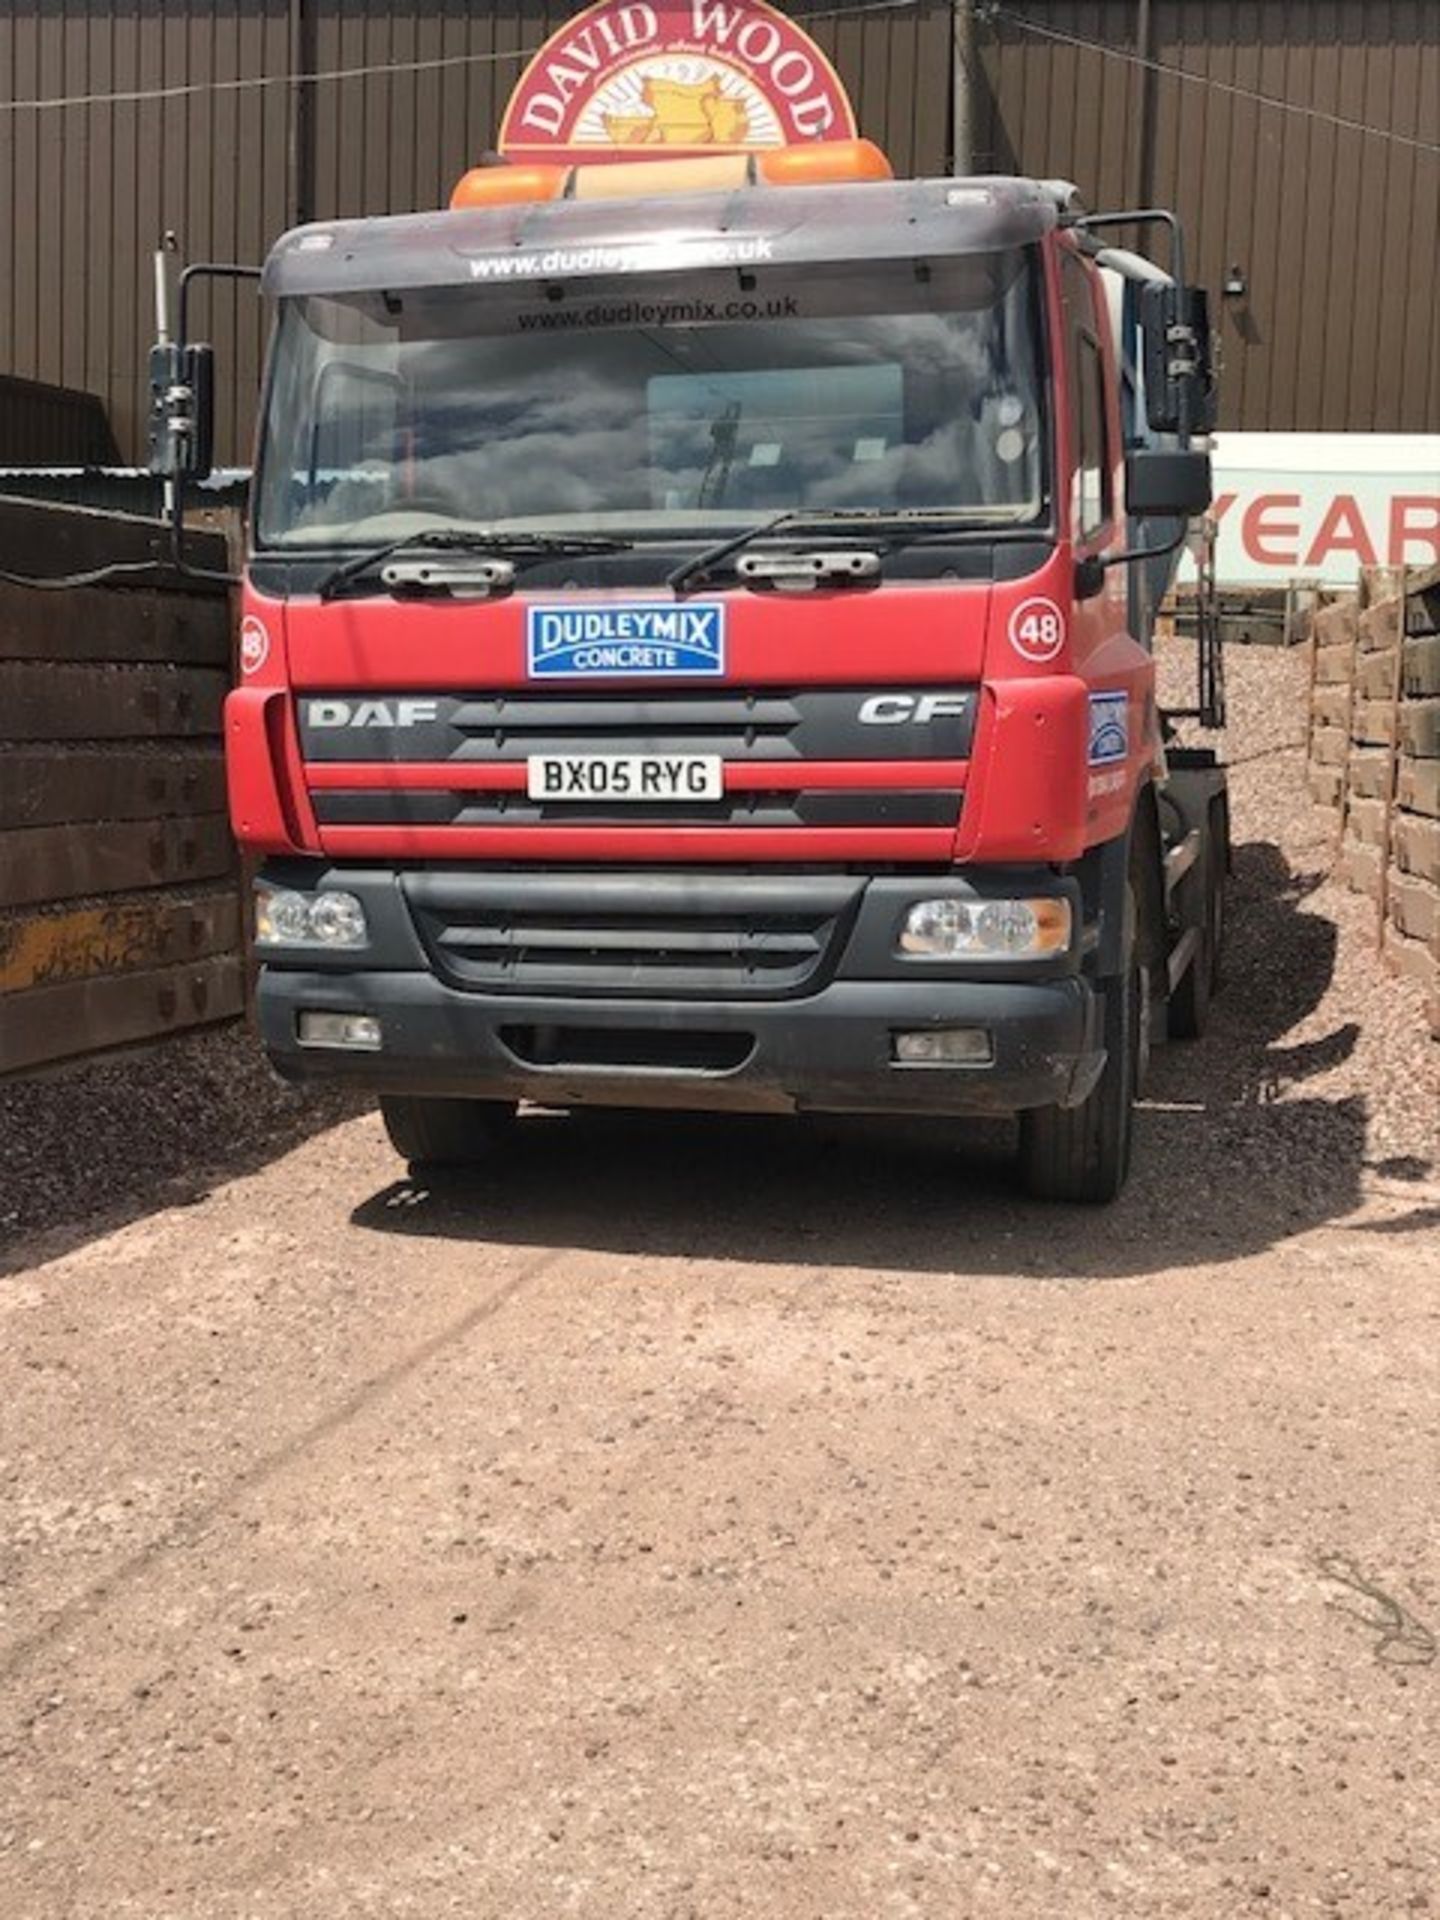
302;688;973;837
300;689;975;765
442;693;805;760
403;871;862;999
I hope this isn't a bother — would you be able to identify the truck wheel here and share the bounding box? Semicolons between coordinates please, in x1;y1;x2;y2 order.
1019;883;1139;1204
380;1095;517;1169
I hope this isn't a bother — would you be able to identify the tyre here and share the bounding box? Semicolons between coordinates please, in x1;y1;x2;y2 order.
1019;883;1139;1204
380;1094;517;1169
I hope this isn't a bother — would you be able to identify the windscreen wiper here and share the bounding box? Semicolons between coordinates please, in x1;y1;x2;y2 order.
667;510;821;596
667;508;995;596
317;527;632;602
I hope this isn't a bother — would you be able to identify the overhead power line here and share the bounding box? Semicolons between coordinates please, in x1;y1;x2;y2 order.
0;41;531;117
989;5;1440;159
0;0;921;118
1;0;1430;161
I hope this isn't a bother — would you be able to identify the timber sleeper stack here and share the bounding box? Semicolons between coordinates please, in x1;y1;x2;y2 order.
1384;581;1440;1031
0;496;245;1077
1306;564;1440;1037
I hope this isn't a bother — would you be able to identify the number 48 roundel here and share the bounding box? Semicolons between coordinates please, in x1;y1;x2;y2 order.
1007;597;1067;663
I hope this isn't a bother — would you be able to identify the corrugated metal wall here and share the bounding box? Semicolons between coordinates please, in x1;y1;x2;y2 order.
300;3;949;220
0;2;952;461
0;0;295;465
976;1;1440;432
0;3;1436;459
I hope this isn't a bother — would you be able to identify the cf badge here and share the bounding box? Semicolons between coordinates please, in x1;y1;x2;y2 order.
858;694;972;725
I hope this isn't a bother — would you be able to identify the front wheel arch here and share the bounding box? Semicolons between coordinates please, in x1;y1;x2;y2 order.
1090;783;1166;980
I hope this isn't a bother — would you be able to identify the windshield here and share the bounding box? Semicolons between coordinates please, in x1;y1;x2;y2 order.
254;249;1047;549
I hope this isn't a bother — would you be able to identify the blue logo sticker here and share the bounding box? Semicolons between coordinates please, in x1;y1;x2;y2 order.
527;603;725;678
1089;691;1129;766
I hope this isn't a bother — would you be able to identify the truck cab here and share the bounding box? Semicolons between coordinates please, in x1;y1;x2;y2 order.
216;143;1225;1200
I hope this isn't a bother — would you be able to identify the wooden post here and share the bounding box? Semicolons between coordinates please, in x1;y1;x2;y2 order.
1376;568;1409;950
1303;590;1320;764
1335;573;1366;865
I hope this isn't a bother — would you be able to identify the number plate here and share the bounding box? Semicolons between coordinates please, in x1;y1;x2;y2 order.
527;754;723;802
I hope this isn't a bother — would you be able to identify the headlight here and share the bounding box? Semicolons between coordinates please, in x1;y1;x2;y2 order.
308;891;368;947
898;895;1071;959
255;884;368;949
256;886;313;945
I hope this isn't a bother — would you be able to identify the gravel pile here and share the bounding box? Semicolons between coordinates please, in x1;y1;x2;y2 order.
0;1021;358;1259
1;638;1434;1259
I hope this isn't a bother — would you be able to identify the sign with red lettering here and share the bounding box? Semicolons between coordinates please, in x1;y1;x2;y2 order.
499;0;857;164
1180;434;1440;588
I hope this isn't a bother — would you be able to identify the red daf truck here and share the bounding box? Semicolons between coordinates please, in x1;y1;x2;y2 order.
169;139;1226;1201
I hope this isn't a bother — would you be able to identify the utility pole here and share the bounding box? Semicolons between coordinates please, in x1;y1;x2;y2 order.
1132;0;1157;207
288;0;317;227
951;0;976;175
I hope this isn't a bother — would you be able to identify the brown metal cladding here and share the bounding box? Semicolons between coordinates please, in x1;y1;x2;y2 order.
0;0;289;464
974;1;1440;432
0;3;1435;460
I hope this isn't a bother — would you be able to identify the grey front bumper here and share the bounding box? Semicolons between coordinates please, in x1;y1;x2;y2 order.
260;971;1101;1118
255;864;1104;1117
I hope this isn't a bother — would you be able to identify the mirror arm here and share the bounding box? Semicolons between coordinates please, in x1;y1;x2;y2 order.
166;450;238;589
1076;522;1189;596
176;262;263;351
167;262;263;587
1100;523;1189;570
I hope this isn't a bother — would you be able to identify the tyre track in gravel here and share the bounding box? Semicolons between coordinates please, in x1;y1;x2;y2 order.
0;1244;566;1687
1;1108;1436;1920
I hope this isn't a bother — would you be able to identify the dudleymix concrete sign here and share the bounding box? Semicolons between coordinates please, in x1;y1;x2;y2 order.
498;0;857;163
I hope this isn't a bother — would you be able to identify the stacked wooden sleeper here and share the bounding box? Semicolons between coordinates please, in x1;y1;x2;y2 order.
1305;564;1440;1037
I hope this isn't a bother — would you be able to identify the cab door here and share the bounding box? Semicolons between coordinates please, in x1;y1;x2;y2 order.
1061;243;1153;843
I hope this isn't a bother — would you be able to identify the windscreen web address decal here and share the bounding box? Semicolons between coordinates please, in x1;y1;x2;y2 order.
516;292;799;331
468;237;777;280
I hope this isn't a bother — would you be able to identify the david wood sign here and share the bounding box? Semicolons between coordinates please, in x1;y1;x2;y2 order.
499;0;857;163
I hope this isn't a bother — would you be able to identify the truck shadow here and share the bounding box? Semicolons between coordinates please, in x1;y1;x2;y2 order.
351;839;1401;1281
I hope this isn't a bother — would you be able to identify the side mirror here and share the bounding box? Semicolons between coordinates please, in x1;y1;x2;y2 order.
1139;283;1217;436
186;345;216;480
146;341;216;481
1125;446;1212;519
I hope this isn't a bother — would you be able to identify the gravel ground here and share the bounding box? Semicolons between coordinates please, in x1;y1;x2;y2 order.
0;1026;358;1259
1159;637;1439;1176
0;641;1436;1918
